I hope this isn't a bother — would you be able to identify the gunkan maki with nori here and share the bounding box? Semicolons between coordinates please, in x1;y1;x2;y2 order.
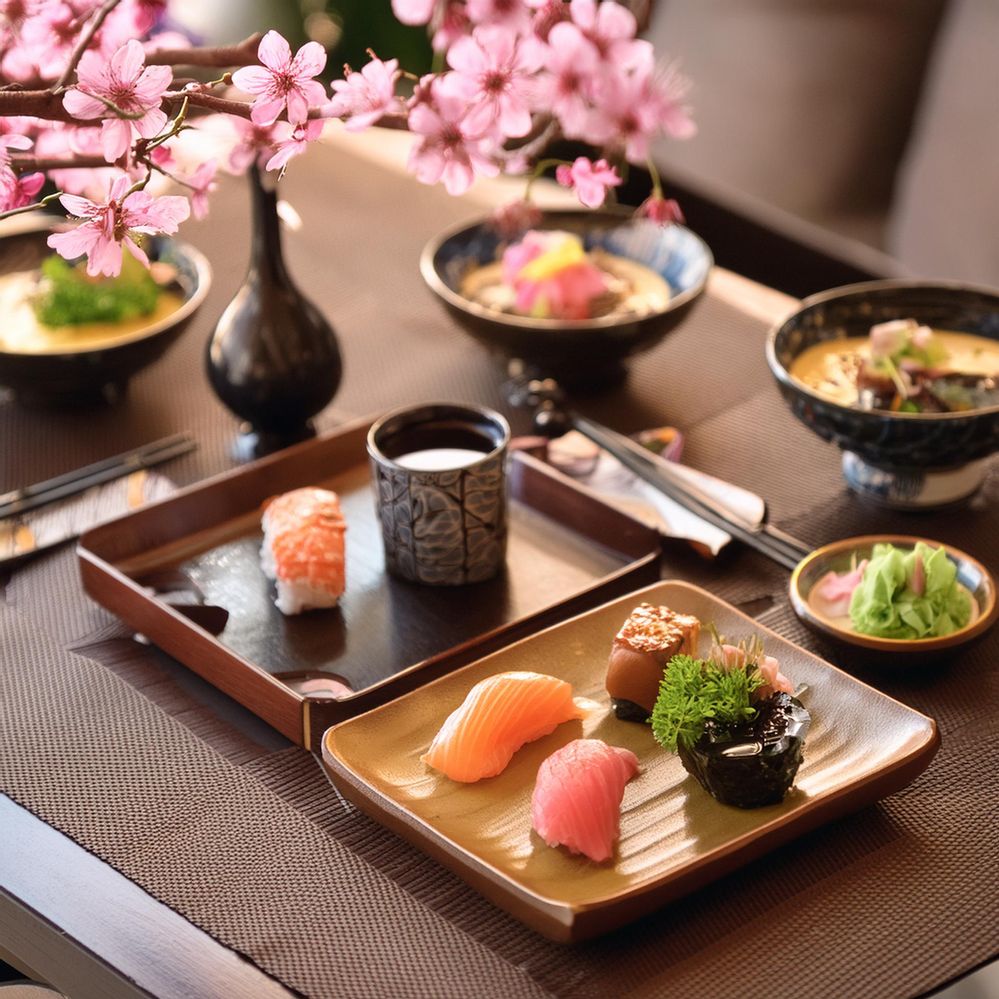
651;634;811;808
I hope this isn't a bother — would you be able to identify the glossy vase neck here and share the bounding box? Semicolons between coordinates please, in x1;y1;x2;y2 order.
248;164;288;283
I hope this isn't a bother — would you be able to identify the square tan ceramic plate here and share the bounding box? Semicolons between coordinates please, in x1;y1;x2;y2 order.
321;580;940;942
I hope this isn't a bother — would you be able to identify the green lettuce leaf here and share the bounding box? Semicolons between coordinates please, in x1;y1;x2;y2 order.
849;542;971;639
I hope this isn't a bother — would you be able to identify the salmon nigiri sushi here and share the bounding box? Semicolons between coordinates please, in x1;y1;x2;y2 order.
260;487;346;615
532;739;638;862
421;671;584;782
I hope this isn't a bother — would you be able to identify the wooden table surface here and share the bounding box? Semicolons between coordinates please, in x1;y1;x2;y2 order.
2;131;996;999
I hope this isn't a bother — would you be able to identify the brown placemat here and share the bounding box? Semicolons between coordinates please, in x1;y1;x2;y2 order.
0;605;549;999
2;144;998;997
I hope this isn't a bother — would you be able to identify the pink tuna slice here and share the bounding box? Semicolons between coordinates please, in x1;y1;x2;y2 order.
812;559;869;618
531;738;638;863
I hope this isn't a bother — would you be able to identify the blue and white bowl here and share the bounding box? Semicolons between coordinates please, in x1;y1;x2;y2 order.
421;210;712;387
767;280;999;507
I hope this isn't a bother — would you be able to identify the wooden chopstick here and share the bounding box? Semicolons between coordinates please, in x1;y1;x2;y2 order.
570;414;812;571
0;433;197;520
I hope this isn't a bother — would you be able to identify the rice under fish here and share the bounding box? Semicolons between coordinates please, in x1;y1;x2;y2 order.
260;486;346;615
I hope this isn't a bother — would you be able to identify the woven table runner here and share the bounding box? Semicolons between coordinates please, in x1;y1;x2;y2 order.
2;145;998;997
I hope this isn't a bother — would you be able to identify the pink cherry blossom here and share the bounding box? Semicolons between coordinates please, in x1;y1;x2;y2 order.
0;132;32;163
105;0;166;40
533;22;599;137
555;156;621;208
391;0;436;26
181;158;217;219
48;174;189;277
465;0;532;33
529;0;569;41
0;0;41;27
636;194;683;226
19;2;81;79
407;77;499;196
34;124;122;196
568;0;650;69
586;63;678;163
328;57;402;132
217;115;294;174
0;165;43;212
446;25;542;138
0;133;43;212
231;30;326;127
650;61;696;140
62;39;172;162
265;119;323;172
490;198;541;237
431;2;470;52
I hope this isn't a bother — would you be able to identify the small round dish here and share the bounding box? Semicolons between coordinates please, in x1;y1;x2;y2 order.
421;209;712;388
766;280;999;508
790;534;998;657
0;219;211;405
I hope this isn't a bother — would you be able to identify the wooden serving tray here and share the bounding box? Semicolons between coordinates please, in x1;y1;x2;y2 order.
78;417;661;748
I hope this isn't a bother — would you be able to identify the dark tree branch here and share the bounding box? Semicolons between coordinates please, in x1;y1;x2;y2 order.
145;34;262;69
10;154;109;172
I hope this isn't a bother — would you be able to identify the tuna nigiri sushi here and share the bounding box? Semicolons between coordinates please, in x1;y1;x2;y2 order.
260;487;346;615
531;739;638;863
421;671;584;782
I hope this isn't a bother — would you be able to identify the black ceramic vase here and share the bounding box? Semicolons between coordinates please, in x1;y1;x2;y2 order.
206;165;342;459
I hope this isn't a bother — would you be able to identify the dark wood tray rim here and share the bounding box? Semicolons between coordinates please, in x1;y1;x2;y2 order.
78;417;662;748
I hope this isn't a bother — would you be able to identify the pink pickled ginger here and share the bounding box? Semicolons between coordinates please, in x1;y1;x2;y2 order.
531;738;638;863
812;559;869;618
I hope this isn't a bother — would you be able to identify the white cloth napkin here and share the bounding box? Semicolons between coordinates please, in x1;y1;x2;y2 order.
563;433;765;555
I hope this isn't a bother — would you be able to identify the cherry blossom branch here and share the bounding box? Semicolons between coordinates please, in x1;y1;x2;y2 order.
0;190;65;223
9;154;109;172
144;34;262;69
0;85;412;131
51;0;124;93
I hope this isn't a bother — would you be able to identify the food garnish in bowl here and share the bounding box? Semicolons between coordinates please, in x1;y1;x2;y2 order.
605;603;701;721
31;252;164;327
811;540;973;640
790;316;999;414
421;671;584;783
650;633;809;808
531;738;638;863
458;229;671;322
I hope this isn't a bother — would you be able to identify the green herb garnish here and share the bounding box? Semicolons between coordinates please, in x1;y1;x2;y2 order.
650;654;765;752
32;252;161;327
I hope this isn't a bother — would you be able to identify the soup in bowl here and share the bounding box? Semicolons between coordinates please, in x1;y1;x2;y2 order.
767;281;999;507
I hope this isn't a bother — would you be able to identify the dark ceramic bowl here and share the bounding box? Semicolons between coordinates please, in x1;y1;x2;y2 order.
421;210;712;387
767;281;999;505
790;534;998;660
0;220;211;405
